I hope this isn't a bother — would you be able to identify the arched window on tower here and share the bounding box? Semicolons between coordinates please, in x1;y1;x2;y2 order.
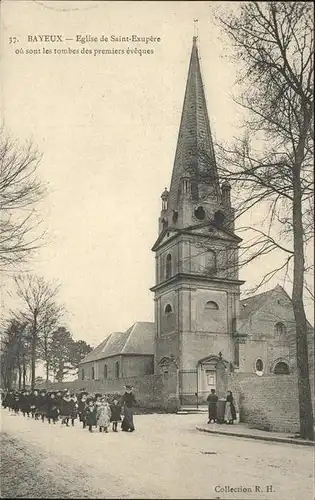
274;322;286;337
163;303;175;334
166;253;172;279
165;304;173;314
205;301;219;311
214;210;225;226
115;361;120;379
104;364;108;379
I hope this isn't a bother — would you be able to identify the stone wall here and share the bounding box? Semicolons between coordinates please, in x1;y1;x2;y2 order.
229;373;314;433
36;370;314;433
36;372;179;412
79;355;154;382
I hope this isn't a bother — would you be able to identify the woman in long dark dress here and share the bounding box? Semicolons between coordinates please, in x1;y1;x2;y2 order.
121;386;137;432
224;391;237;424
207;389;218;423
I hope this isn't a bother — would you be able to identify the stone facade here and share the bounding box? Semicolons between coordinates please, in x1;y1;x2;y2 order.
80;355;154;382
37;372;179;413
238;285;314;377
79;322;155;382
229;373;315;433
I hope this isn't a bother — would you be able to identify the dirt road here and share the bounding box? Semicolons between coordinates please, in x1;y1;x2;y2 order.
1;409;313;499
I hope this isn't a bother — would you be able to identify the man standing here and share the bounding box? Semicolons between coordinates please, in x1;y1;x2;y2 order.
121;385;137;432
207;389;218;424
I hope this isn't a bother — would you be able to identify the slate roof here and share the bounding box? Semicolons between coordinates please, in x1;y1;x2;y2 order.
238;284;298;325
239;284;314;333
80;322;155;365
168;37;221;211
239;289;274;322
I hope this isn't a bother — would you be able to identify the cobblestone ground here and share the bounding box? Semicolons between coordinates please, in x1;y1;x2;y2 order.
1;409;313;499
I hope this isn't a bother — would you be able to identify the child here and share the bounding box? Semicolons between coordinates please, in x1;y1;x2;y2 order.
55;390;63;408
47;392;59;424
12;391;20;414
20;390;31;417
30;390;39;418
78;393;88;429
70;393;78;426
94;393;102;408
110;399;122;432
60;391;72;426
96;397;111;433
37;390;48;422
85;398;97;432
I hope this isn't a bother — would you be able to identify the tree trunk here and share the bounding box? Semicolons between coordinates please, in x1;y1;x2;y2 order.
1;358;10;390
56;360;64;383
18;363;22;390
292;117;314;441
46;361;50;389
31;311;38;390
7;365;13;390
22;356;27;389
4;348;15;390
17;333;22;390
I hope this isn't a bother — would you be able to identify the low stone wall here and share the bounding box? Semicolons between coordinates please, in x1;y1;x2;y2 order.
229;373;314;433
36;373;179;413
36;372;314;432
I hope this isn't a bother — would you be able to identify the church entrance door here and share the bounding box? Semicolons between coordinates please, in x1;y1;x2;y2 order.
197;355;228;403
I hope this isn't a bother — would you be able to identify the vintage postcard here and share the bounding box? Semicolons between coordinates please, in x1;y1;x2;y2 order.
1;1;314;499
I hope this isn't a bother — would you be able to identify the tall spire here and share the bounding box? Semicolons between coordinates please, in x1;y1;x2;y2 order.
168;37;221;211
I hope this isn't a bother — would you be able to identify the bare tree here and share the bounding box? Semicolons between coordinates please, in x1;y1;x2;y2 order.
0;318;31;390
12;274;63;390
1;319;20;390
208;1;314;439
37;303;62;385
0;129;45;270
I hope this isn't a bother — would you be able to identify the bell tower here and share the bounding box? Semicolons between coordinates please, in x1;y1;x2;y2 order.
151;37;244;405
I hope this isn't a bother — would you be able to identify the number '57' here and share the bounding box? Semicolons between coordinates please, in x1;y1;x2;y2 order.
9;37;18;44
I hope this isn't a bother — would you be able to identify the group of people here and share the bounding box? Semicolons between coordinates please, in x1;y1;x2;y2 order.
207;389;237;424
1;384;137;433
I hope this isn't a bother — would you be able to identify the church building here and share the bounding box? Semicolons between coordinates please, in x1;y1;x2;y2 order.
79;37;313;408
151;36;244;404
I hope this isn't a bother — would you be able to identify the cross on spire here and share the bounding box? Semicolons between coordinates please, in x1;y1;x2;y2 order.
193;18;199;40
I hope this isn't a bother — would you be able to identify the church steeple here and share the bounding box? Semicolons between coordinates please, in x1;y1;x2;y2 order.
168;36;221;213
151;38;244;405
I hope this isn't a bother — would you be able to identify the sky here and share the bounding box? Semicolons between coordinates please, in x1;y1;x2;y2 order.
1;0;313;349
